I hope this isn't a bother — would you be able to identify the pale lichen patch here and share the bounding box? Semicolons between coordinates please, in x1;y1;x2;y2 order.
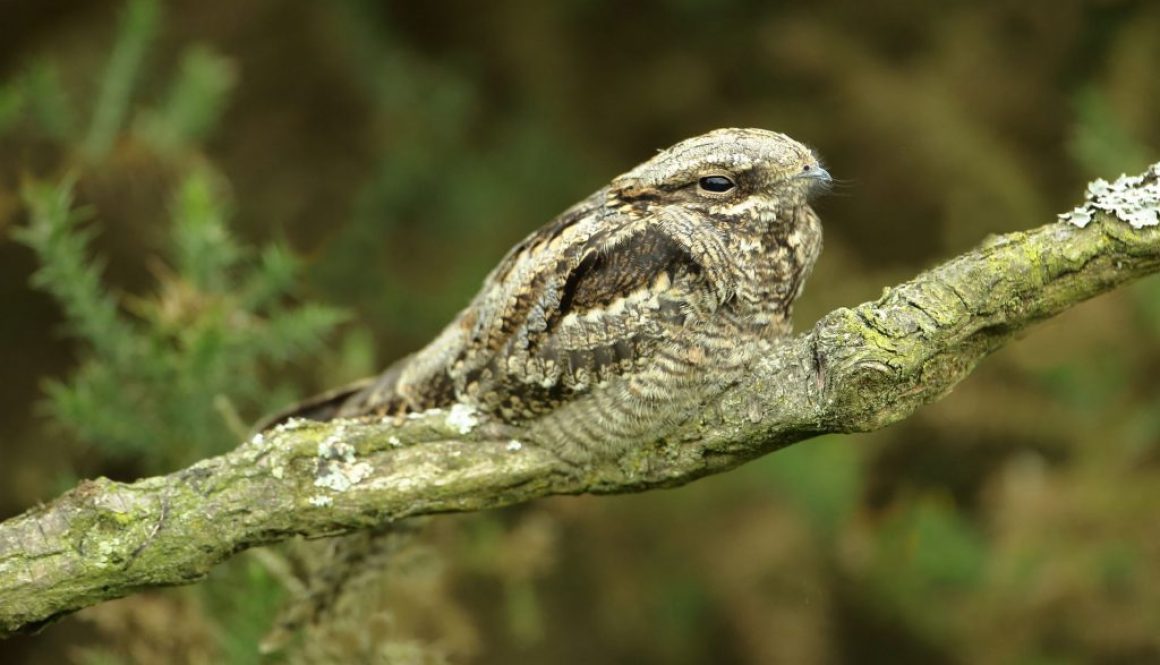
506;440;523;452
273;417;312;433
313;423;374;492
94;539;123;568
316;423;352;460
407;408;443;420
315;458;373;492
308;494;333;507
1060;163;1160;229
447;403;479;434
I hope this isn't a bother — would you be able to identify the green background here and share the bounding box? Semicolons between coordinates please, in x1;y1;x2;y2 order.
2;1;1158;663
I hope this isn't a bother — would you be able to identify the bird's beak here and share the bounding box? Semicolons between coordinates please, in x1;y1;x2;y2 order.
797;164;832;200
798;164;832;184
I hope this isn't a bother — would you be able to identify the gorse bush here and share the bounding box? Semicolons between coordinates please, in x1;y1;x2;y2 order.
6;0;343;472
5;3;347;659
17;172;344;468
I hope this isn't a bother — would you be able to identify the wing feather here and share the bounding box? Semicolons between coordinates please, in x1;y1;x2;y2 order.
329;192;720;423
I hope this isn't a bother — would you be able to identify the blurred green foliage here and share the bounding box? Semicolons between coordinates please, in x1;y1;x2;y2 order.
8;0;344;471
1;1;1158;664
4;2;339;661
83;0;159;160
17;171;344;469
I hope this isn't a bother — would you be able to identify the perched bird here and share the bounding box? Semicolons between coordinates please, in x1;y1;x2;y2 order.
269;128;829;463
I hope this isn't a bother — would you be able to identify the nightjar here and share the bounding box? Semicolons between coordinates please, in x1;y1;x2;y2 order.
269;128;829;463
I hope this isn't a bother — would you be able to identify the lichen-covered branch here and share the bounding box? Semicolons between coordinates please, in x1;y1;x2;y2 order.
2;164;1158;637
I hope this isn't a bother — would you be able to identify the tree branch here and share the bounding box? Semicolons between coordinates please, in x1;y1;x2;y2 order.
2;164;1158;637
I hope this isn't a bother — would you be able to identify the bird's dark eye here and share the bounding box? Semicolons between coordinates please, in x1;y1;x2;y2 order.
698;175;735;193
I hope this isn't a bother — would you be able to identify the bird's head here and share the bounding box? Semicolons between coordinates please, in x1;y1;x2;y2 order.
609;128;829;223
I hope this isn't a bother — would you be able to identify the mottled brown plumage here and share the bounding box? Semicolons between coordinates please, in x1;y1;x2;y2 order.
271;128;828;463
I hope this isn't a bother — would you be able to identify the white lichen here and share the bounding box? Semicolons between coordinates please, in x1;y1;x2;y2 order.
388;435;401;446
1061;207;1093;227
312;423;374;492
447;403;479;434
506;440;523;452
407;408;442;420
273;417;312;433
308;494;333;507
94;539;121;568
316;430;353;461
314;459;373;492
1060;163;1160;229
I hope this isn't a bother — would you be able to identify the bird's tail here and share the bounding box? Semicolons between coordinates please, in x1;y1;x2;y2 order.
252;378;376;432
254;354;414;432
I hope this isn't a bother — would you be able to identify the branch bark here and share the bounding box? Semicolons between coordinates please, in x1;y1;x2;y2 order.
2;164;1158;637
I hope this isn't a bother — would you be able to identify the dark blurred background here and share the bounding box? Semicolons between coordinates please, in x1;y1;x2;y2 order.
2;0;1158;663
